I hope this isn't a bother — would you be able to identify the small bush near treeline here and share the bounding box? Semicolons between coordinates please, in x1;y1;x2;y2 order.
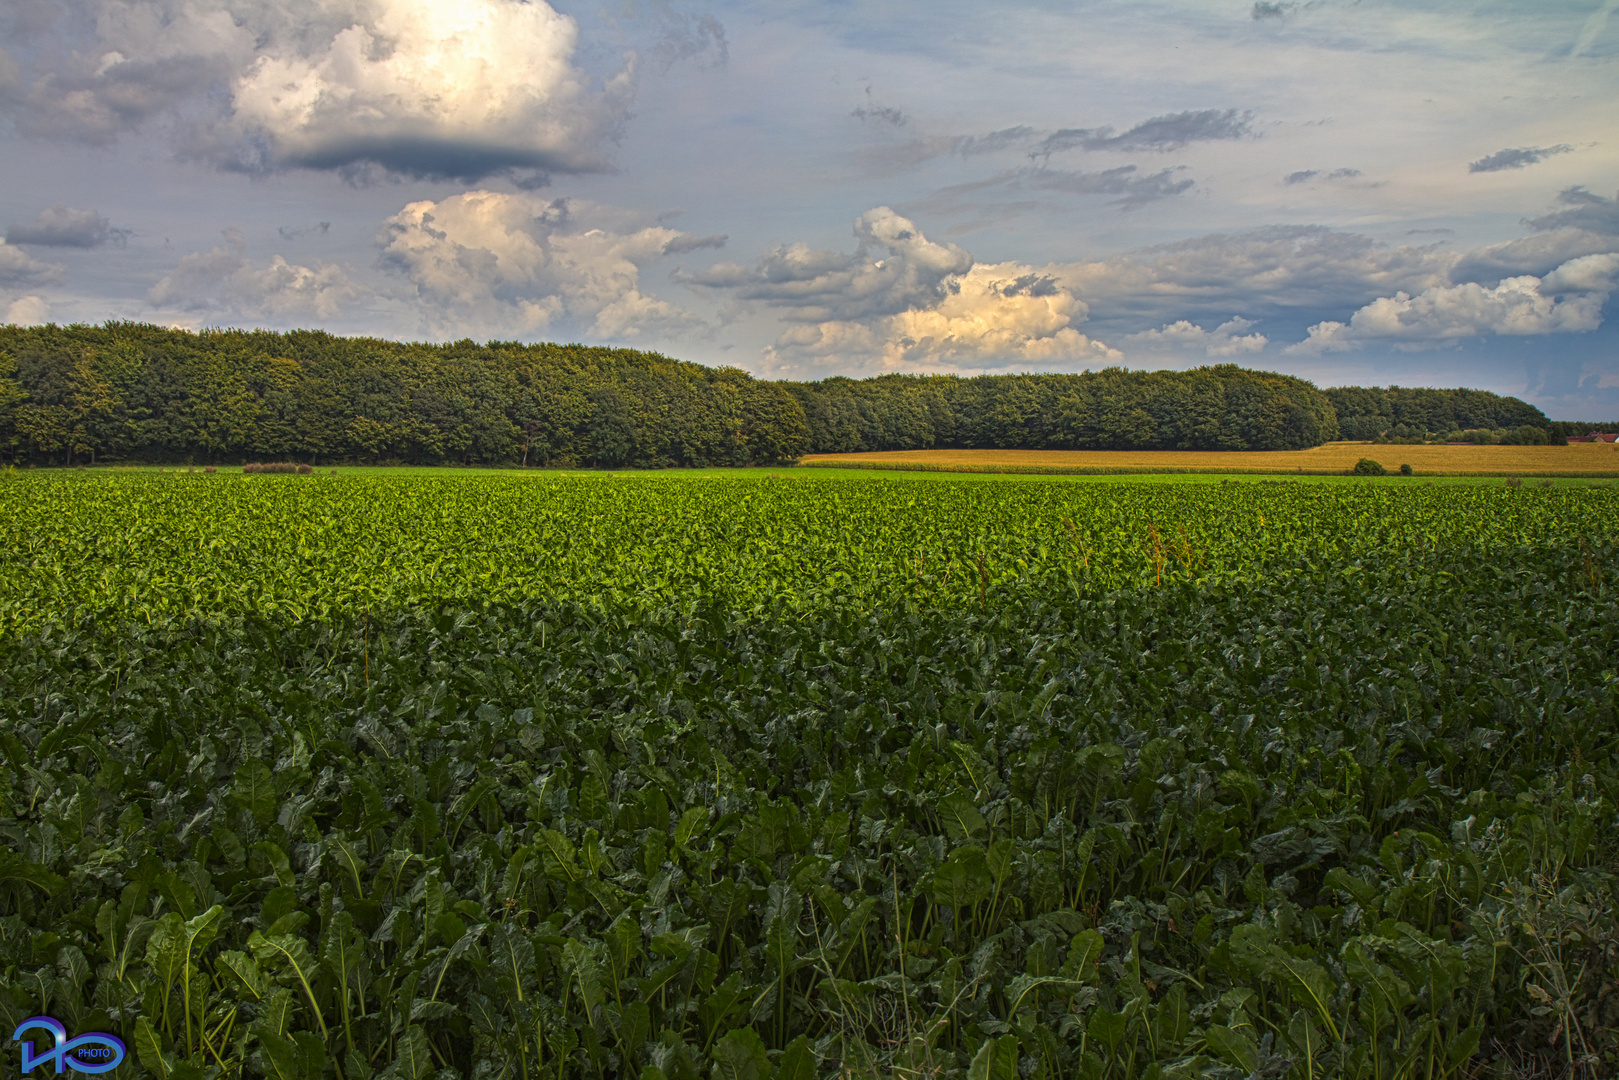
1400;463;1413;475
1354;457;1388;475
242;462;313;474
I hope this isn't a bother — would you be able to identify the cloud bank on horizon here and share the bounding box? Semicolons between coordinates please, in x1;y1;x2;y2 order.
0;0;1616;416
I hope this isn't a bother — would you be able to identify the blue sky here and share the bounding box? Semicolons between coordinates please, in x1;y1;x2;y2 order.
1;0;1615;417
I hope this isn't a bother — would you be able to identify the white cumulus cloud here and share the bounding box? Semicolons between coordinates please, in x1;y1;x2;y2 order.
1125;316;1268;356
4;0;631;180
870;262;1120;370
0;239;61;285
376;190;707;340
1286;252;1619;353
225;0;630;178
149;227;363;319
690;209;1117;374
1541;252;1619;293
7;204;124;247
4;296;51;326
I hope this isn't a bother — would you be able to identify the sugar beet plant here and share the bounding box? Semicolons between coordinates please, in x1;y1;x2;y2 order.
0;474;1617;1080
1;474;1614;629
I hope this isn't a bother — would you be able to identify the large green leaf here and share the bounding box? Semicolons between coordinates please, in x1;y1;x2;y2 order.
710;1027;772;1080
383;1025;434;1080
967;1035;1019;1080
0;851;66;899
1204;1025;1258;1073
134;1016;169;1080
145;913;187;1000
232;760;278;829
930;848;993;910
253;1025;298;1080
776;1036;815;1080
937;791;987;841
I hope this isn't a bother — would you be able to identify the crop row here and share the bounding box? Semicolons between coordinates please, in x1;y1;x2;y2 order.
0;475;1616;1079
0;474;1612;630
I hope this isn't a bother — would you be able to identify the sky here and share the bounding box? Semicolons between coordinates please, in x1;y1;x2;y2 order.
0;0;1616;418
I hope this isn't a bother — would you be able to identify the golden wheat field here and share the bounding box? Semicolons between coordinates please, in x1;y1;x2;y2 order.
798;441;1619;475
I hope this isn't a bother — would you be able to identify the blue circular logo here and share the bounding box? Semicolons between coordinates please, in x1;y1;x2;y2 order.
12;1017;129;1075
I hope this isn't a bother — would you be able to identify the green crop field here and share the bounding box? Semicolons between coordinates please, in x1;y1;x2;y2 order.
2;470;1617;1080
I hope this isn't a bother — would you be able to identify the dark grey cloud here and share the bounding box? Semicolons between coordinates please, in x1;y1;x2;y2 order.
277;222;331;242
1450;230;1619;285
1025;165;1195;209
851;85;906;127
857;110;1251;174
998;273;1061;298
1053;224;1457;332
1284;167;1361;185
854;126;1035;171
1251;2;1331;21
954;127;1040;156
1468;144;1574;173
201;134;605;186
1526;187;1619;235
895;162;1197;233
1032;109;1254;157
661;233;727;255
7;204;126;247
852;104;907;127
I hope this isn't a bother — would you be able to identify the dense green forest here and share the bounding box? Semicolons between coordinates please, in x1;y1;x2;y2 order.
782;367;1338;453
1551;420;1619;438
0;324;808;468
1325;385;1553;440
0;322;1565;466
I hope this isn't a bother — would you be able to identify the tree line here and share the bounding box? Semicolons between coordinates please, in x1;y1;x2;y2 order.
0;324;807;468
781;366;1340;453
1550;420;1619;438
0;322;1563;467
1325;386;1554;440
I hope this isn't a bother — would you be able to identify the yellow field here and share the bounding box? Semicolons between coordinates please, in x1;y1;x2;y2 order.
798;441;1619;475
